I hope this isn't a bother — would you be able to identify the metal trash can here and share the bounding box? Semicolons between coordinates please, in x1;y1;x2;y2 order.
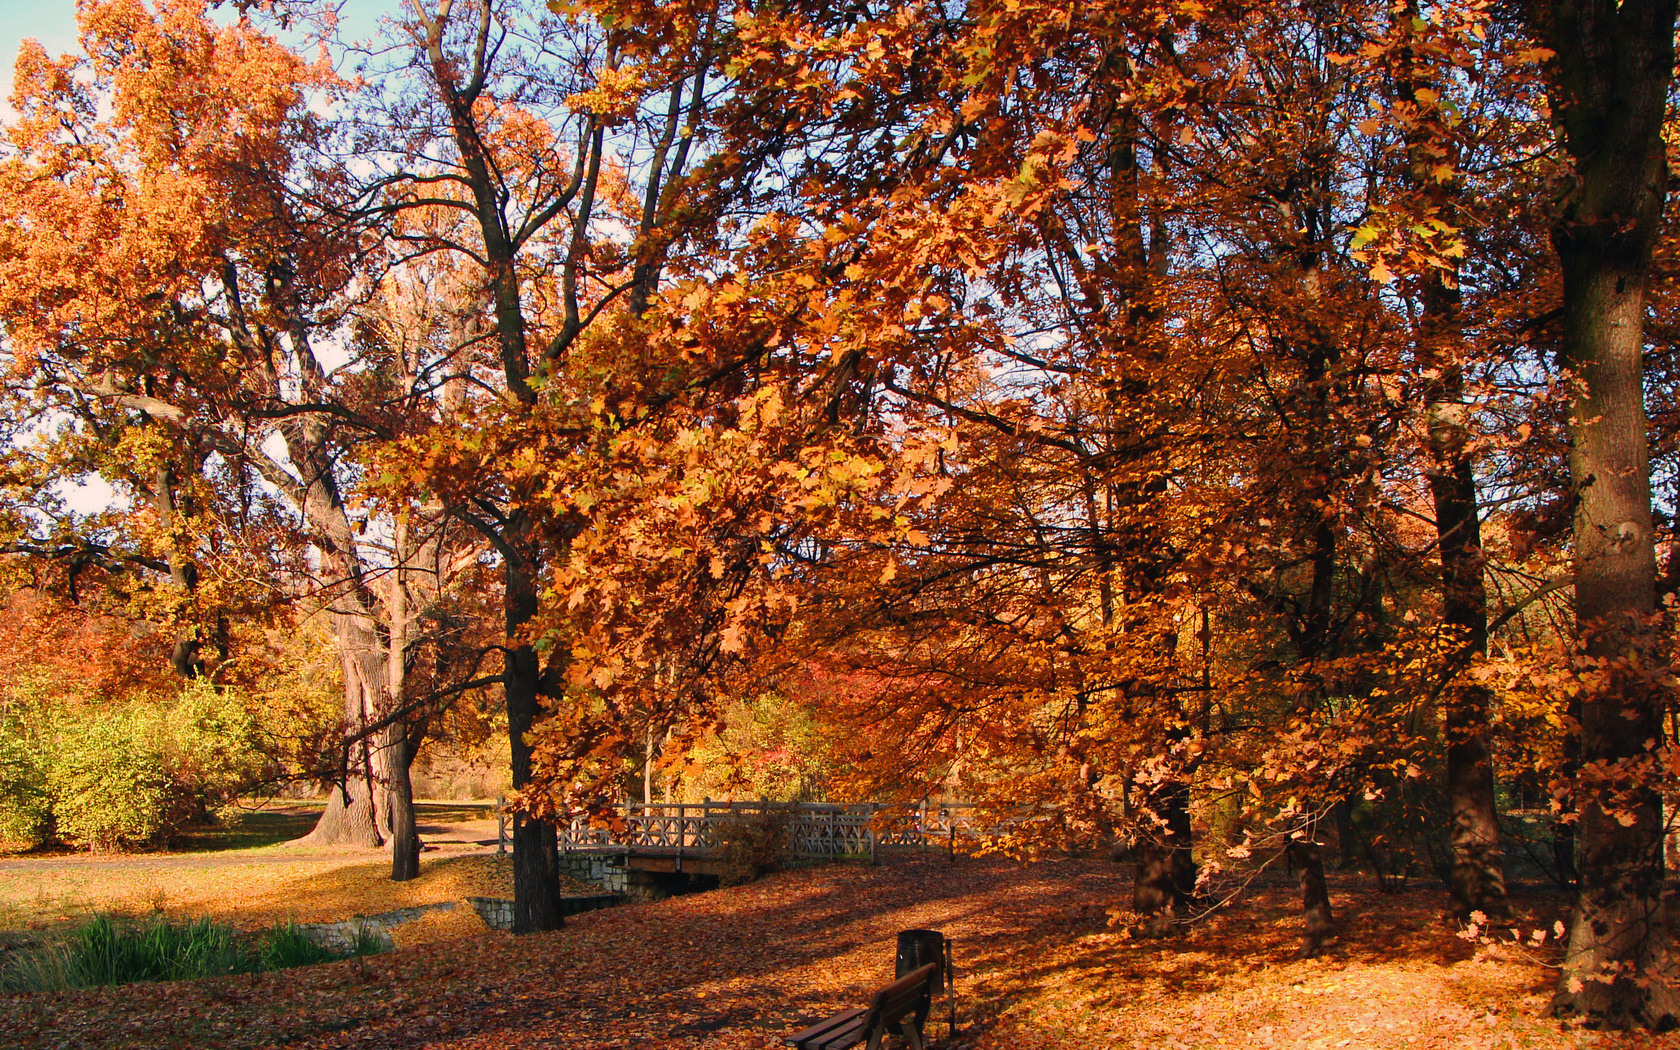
895;929;945;993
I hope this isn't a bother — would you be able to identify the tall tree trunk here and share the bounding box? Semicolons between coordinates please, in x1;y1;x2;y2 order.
1394;0;1509;923
299;617;392;848
1095;54;1198;936
1131;839;1177;938
1551;247;1675;1022
1521;0;1677;1026
1132;776;1196;936
389;724;422;882
388;515;421;882
1426;372;1506;921
1429;404;1504;921
299;645;388;847
413;2;563;930
506;523;563;932
1551;245;1675;1026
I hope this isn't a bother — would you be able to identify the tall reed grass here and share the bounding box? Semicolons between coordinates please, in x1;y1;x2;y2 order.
0;914;381;991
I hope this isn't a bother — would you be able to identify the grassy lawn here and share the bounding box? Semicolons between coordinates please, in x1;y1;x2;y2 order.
0;853;1669;1050
0;853;536;931
0;801;540;934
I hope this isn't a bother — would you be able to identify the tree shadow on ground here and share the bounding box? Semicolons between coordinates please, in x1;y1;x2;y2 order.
170;807;324;853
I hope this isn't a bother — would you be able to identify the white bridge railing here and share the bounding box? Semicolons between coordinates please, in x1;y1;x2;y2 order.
555;800;974;860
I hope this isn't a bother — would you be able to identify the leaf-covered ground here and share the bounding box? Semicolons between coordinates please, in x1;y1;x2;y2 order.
3;852;1676;1050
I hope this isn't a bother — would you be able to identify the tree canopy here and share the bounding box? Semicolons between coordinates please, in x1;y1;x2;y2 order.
2;0;1677;1028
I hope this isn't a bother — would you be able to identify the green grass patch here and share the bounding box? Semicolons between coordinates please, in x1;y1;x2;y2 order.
0;913;382;992
169;806;324;853
411;801;495;825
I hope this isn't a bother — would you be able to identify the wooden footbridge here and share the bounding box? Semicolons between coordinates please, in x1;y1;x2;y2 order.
555;801;972;881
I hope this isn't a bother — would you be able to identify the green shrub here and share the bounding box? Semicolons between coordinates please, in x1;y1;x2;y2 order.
0;673;57;849
147;680;268;816
0;725;52;848
47;711;174;850
0;679;276;851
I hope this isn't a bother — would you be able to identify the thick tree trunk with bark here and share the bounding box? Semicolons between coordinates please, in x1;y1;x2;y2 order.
389;723;422;882
1551;249;1675;1023
1522;0;1677;1026
299;628;392;848
307;780;383;848
1132;780;1196;936
506;538;563;932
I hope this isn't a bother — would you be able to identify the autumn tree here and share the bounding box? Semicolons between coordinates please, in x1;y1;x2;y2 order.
1516;0;1679;1026
0;1;500;871
518;0;1602;956
0;1;341;686
347;0;819;927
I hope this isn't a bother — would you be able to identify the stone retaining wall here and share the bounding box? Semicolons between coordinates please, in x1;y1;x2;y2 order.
466;896;515;931
559;849;721;902
296;894;625;947
557;850;630;895
466;894;623;931
295;902;460;953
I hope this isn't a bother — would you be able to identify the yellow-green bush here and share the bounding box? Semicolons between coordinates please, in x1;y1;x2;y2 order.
0;680;272;851
680;693;833;802
142;680;268;818
47;711;174;849
0;727;52;847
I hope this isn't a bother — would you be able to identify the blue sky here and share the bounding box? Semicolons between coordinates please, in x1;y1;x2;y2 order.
2;1;81;77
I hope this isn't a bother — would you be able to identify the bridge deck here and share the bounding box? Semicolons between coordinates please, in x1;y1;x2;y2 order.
555;801;972;864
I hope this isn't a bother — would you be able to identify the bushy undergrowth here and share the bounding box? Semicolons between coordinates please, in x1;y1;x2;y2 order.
48;713;177;849
0;730;51;846
0;677;272;850
0;914;381;992
681;694;832;803
714;808;792;886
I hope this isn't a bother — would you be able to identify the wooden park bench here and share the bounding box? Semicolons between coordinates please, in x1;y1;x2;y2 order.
786;962;940;1050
